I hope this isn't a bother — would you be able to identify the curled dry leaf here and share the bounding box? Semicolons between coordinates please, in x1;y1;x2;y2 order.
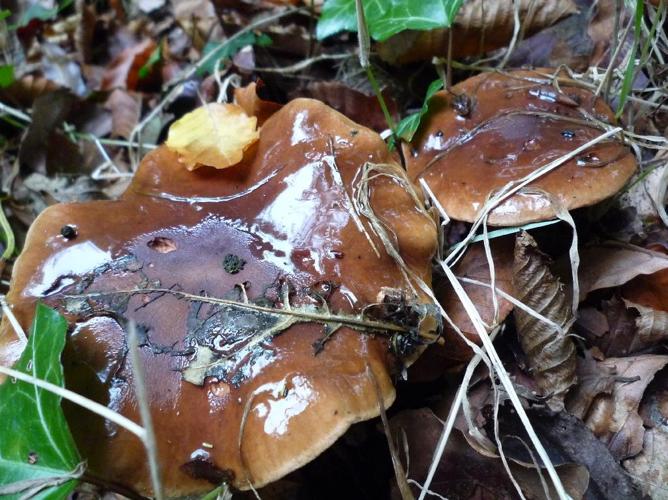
165;103;259;171
378;0;578;64
624;300;668;351
233;82;282;127
623;428;668;499
566;350;618;422
569;354;668;460
578;243;668;300
512;231;576;411
105;89;142;140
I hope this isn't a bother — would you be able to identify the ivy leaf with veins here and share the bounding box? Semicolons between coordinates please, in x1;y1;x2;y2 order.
0;303;82;499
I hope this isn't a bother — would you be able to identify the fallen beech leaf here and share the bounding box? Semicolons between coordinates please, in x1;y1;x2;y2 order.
507;6;594;71
377;0;578;63
624;300;668;351
571;355;668;460
566;350;617;422
575;297;649;358
300;81;399;134
579;242;668;300
234;82;281;127
622;250;668;312
18;89;82;175
623;428;668;499
100;39;160;91
0;74;60;108
165;103;259;170
105;89;141;140
513;232;576;411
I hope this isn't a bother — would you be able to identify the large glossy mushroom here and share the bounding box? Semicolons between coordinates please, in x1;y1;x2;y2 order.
406;69;637;226
0;98;438;495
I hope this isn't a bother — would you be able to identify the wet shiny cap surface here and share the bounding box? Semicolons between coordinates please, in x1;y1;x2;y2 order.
0;98;438;495
406;69;637;226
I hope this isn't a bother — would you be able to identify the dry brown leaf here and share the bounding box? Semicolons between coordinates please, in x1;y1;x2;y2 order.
105;89;142;140
299;81;399;133
233;82;282;127
575;297;659;358
623;428;668;499
165;102;259;170
100;38;159;91
513;231;576;411
578;243;668;300
624;300;668;351
623;253;668;312
0;75;61;109
587;0;634;67
389;408;590;499
572;355;668;460
507;5;594;71
378;0;578;63
566;350;617;422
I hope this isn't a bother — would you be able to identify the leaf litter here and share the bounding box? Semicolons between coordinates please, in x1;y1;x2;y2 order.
0;0;668;498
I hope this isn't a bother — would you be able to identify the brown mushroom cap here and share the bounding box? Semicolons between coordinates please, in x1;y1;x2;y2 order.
0;99;437;495
406;69;637;226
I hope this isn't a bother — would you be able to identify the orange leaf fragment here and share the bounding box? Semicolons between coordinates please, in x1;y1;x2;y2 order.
165;103;259;171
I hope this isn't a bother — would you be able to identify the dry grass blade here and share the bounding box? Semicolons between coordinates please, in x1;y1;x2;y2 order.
0;365;146;440
513;232;577;411
367;365;414;500
127;322;164;500
425;263;571;500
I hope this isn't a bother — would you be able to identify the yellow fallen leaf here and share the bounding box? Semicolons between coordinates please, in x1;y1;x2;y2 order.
165;103;259;171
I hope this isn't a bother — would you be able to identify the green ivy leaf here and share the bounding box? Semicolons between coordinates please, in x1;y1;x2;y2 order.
197;32;272;77
0;303;82;499
0;9;12;22
0;64;15;88
615;0;644;119
395;78;443;142
317;0;465;42
138;44;162;80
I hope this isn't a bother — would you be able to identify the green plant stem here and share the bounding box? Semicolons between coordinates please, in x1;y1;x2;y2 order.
0;201;15;260
366;66;396;135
